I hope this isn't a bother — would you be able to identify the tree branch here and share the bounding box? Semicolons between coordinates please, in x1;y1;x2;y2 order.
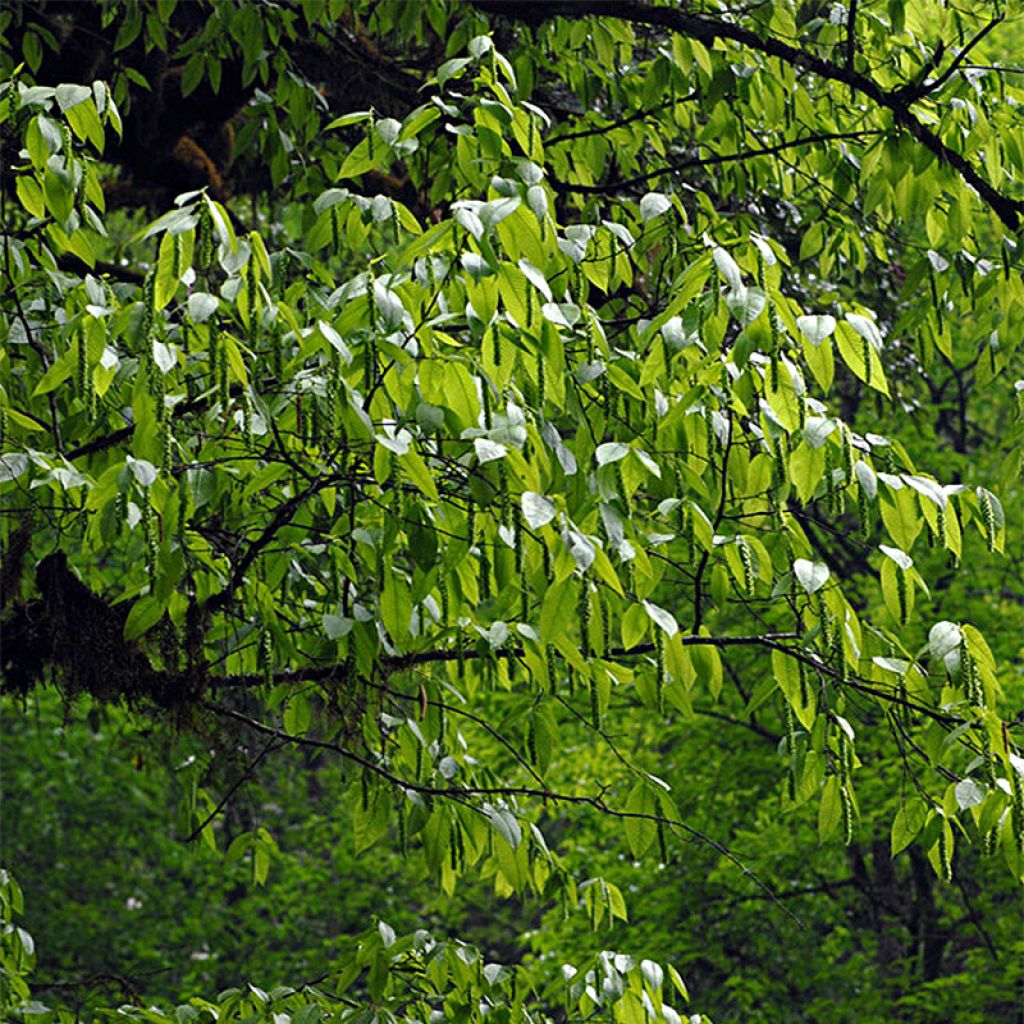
550;130;882;196
479;0;1024;229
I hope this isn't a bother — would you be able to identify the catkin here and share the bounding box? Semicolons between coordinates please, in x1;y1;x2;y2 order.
196;201;214;270
895;567;909;625
840;783;854;845
938;821;952;883
737;536;754;594
578;576;590;658
979;490;997;551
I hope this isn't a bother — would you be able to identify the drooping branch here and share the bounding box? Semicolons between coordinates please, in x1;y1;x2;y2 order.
475;0;1024;229
205;700;799;920
550;130;884;196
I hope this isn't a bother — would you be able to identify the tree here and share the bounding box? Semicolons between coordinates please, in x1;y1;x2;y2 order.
1;1;1022;1021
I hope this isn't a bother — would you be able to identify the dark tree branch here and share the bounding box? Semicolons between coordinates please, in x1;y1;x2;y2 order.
475;0;1024;229
206;699;799;921
550;131;883;195
924;16;1003;97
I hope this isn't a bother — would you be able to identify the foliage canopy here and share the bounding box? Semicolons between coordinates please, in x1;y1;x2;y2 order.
1;1;1022;1021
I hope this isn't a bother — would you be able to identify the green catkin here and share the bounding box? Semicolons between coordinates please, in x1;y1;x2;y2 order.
246;253;258;319
217;336;229;409
896;567;909;625
738;536;755;594
978;490;997;551
929;263;939;308
616;461;632;518
770;354;780;395
196;201;214;270
655;630;666;714
838;730;851;787
478;538;491;601
525;284;534;327
840;426;854;482
437;700;446;747
785;700;797;800
798;658;810;708
981;729;996;786
983;823;999;858
536;344;545;412
115;490;128;534
711;262;721;317
541;538;551;582
527;719;538;766
162;422;174;468
259;627;274;688
171;233;182;280
392;201;401;241
367;109;377;160
862;336;872;388
439;575;449;628
546;644;558;694
209;329;220;392
936;505;946;548
858;483;872;540
589;677;601;730
938;821;952;882
514;509;524;576
7;71;18;122
493;328;502;367
579;576;590;658
773;432;789;489
756;248;766;291
482;376;492;429
840;783;855;846
151;361;166;422
1012;768;1024;860
76;327;87;398
141;272;156;342
830;617;845;683
0;404;7;450
959;635;974;703
823;443;836;514
140;487;158;584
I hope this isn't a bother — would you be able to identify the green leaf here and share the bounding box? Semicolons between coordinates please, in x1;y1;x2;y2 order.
891;798;928;855
623;783;657;858
123;595;163;641
793;558;829;594
796;314;836;346
818;776;842;842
